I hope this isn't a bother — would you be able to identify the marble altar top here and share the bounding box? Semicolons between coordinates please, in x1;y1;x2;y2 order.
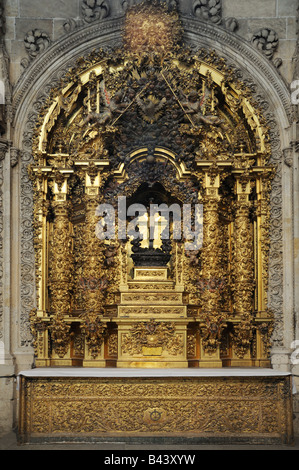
18;367;292;378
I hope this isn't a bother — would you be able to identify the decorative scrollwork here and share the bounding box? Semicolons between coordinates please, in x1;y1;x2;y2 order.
82;0;110;23
23;29;51;61
122;320;184;356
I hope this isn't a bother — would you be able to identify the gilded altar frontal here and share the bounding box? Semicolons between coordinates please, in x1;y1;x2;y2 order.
0;0;298;447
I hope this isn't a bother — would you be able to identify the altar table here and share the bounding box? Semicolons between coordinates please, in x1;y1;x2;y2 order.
18;368;294;445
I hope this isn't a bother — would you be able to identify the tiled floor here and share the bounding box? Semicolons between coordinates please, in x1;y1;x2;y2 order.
1;431;299;451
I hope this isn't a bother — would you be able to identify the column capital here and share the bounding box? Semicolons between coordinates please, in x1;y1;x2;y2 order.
51;168;73;201
74;160;110;196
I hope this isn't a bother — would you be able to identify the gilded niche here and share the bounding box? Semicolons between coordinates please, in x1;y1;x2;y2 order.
29;1;274;368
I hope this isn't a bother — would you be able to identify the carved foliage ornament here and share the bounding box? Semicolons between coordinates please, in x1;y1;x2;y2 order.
82;0;110;23
251;28;282;67
193;0;222;25
24;29;51;60
192;0;238;32
81;313;107;359
50;315;71;359
122;320;184;356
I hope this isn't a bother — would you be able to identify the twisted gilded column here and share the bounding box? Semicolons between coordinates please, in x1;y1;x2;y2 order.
48;171;73;364
231;173;255;364
198;165;225;366
80;162;109;366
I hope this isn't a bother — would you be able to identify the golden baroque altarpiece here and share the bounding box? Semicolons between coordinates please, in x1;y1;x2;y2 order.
29;2;275;370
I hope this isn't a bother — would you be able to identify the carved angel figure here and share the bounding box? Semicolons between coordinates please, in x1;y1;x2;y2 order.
104;242;119;267
82;85;127;127
182;89;221;127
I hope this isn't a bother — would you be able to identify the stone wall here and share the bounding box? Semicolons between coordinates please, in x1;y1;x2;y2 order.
0;0;298;438
3;0;298;85
223;0;297;82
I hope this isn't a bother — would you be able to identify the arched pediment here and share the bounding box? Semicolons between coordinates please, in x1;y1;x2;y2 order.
30;42;273;169
12;10;292;151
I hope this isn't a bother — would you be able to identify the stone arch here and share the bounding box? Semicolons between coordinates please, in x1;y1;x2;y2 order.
11;9;293;368
103;146;200;210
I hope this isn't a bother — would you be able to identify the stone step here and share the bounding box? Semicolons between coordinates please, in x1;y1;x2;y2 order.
118;305;187;318
127;281;176;291
120;291;184;305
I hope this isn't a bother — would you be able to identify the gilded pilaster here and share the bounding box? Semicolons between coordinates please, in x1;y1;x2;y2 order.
30;309;50;366
254;169;274;365
255;171;273;312
29;154;52;366
30;152;49;318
